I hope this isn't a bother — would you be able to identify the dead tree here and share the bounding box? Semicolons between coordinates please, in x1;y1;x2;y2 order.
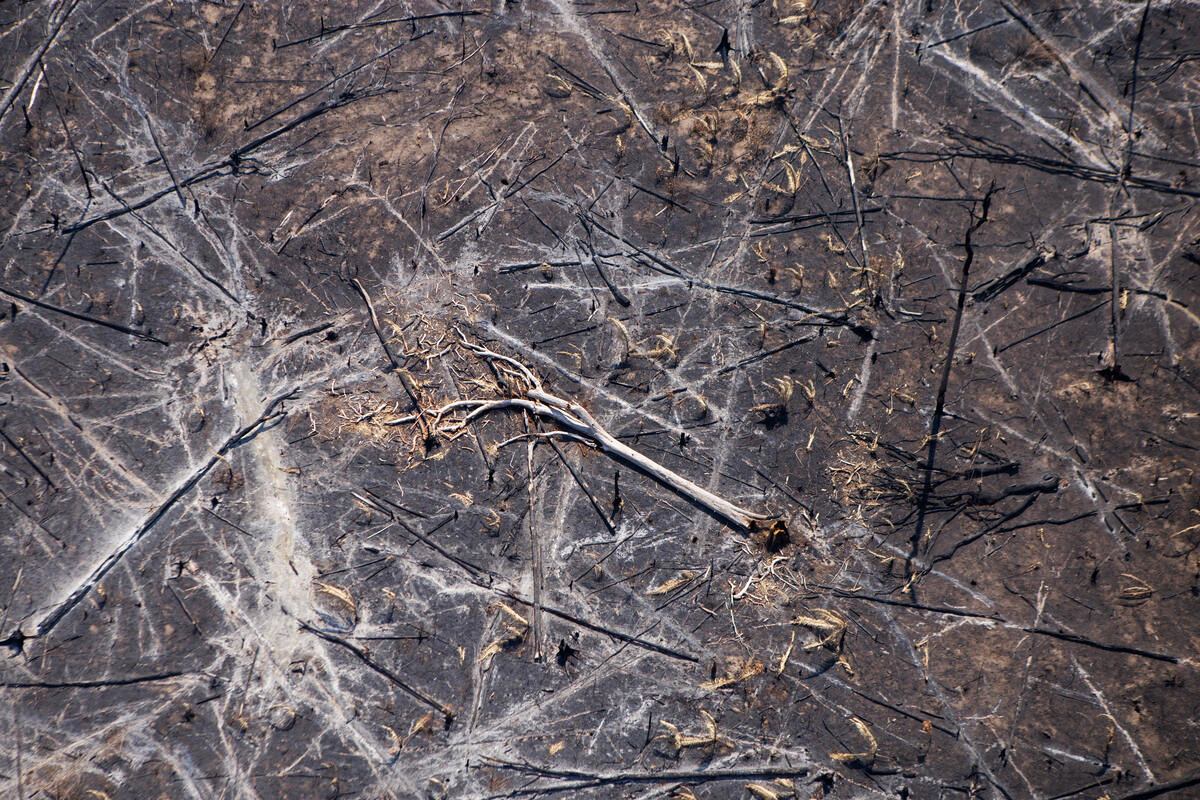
389;335;788;540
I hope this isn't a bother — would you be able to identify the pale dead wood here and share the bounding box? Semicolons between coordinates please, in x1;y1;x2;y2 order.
391;335;784;534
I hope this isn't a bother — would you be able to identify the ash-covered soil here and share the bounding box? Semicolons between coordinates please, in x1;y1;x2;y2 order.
1;1;1198;798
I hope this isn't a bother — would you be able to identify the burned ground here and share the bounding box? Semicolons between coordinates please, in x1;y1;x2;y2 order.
1;1;1199;798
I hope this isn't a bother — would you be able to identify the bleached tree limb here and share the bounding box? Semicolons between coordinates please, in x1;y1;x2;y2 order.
411;339;782;533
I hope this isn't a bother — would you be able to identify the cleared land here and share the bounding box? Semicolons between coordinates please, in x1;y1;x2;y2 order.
1;2;1198;798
